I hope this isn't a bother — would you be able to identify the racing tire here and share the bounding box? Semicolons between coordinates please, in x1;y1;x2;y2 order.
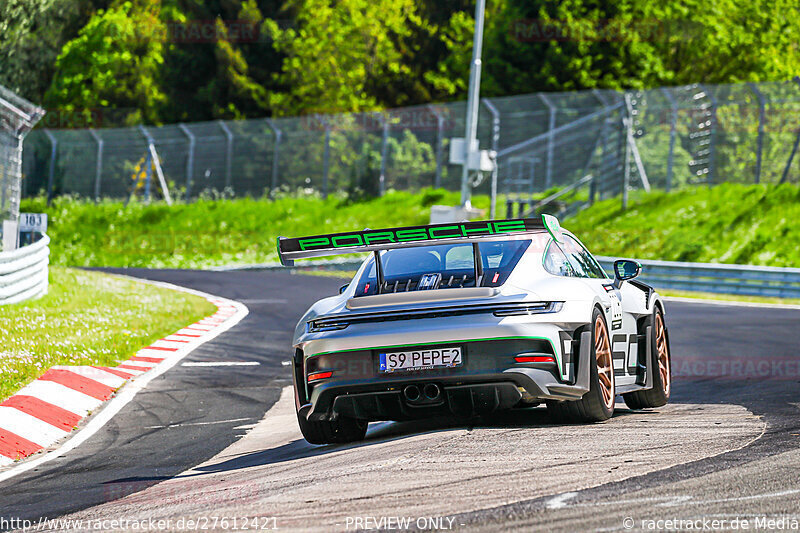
623;307;671;409
547;307;616;423
296;411;368;445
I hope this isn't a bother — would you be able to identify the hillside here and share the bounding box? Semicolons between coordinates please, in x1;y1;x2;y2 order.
21;184;800;269
567;184;800;267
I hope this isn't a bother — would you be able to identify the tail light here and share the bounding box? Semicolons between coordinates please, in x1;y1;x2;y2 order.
515;355;555;363
307;371;333;382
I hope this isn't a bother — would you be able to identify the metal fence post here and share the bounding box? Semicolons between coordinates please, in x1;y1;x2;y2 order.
591;88;609;106
218;120;234;190
538;93;556;190
88;129;103;200
748;83;766;184
319;115;331;198
178;123;195;198
265;119;281;196
379;114;389;196
779;77;800;184
700;84;717;186
481;98;500;219
621;95;633;210
660;87;678;192
43;130;57;205
428;105;445;189
0;147;7;220
137;125;153;201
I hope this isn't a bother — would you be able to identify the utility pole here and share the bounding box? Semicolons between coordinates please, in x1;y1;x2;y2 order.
460;0;486;209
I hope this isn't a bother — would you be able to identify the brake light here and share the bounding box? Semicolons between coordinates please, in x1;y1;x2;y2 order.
307;371;333;382
515;355;555;363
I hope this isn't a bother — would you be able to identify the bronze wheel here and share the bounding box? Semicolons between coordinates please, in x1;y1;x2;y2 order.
595;314;615;410
547;308;615;422
623;306;671;410
655;312;671;396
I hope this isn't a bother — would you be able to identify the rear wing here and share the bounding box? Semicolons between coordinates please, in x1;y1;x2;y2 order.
277;215;561;266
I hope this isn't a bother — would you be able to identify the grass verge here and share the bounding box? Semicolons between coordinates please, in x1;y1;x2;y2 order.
22;189;496;269
566;183;800;267
659;289;800;306
22;184;800;270
0;267;216;401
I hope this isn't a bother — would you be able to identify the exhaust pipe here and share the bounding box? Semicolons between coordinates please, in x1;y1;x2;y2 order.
423;383;441;401
403;385;421;402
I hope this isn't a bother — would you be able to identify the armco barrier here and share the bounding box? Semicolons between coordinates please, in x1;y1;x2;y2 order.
232;254;800;299
595;256;800;299
0;235;50;305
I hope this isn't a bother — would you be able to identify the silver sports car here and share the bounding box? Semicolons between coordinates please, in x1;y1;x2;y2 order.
278;215;672;444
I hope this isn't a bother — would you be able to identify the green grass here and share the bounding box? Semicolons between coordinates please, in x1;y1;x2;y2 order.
21;183;800;269
0;267;216;401
22;189;497;269
565;183;800;267
659;289;800;306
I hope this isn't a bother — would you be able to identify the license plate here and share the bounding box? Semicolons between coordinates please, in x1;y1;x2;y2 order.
379;346;462;373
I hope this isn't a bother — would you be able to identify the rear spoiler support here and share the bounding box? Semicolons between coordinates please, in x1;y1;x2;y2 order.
473;242;483;287
374;250;385;293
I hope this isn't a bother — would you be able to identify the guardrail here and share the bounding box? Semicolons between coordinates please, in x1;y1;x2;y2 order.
225;254;800;300
0;235;50;305
596;256;800;299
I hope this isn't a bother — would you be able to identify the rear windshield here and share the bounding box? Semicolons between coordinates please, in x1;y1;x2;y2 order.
353;240;530;296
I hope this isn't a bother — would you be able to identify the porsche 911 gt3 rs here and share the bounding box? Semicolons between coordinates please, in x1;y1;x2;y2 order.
278;215;672;444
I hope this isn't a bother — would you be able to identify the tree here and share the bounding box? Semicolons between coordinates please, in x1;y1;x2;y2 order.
158;0;280;122
0;0;105;104
265;0;425;115
43;1;167;126
469;0;800;96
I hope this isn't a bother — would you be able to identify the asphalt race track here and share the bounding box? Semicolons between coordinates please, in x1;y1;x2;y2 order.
1;269;799;532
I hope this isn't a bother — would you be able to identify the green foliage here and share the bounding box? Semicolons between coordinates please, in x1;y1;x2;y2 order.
158;0;274;121
566;183;800;267
21;189;495;268
22;184;800;270
43;1;167;126
6;0;800;125
472;0;800;96
265;0;423;115
0;0;100;103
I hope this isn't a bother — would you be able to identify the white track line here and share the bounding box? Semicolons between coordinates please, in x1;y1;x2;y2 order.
0;278;248;484
545;492;579;509
144;417;253;429
0;407;69;447
181;362;260;367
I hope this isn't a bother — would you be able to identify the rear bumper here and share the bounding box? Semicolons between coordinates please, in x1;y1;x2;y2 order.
295;331;593;422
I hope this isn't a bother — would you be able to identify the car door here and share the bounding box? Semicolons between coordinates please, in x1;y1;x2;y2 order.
558;234;639;386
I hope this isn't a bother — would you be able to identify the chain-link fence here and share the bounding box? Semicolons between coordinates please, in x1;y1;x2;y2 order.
1;85;44;250
20;80;800;205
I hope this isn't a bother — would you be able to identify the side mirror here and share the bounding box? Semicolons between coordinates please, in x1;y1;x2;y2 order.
339;284;349;294
613;259;641;289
